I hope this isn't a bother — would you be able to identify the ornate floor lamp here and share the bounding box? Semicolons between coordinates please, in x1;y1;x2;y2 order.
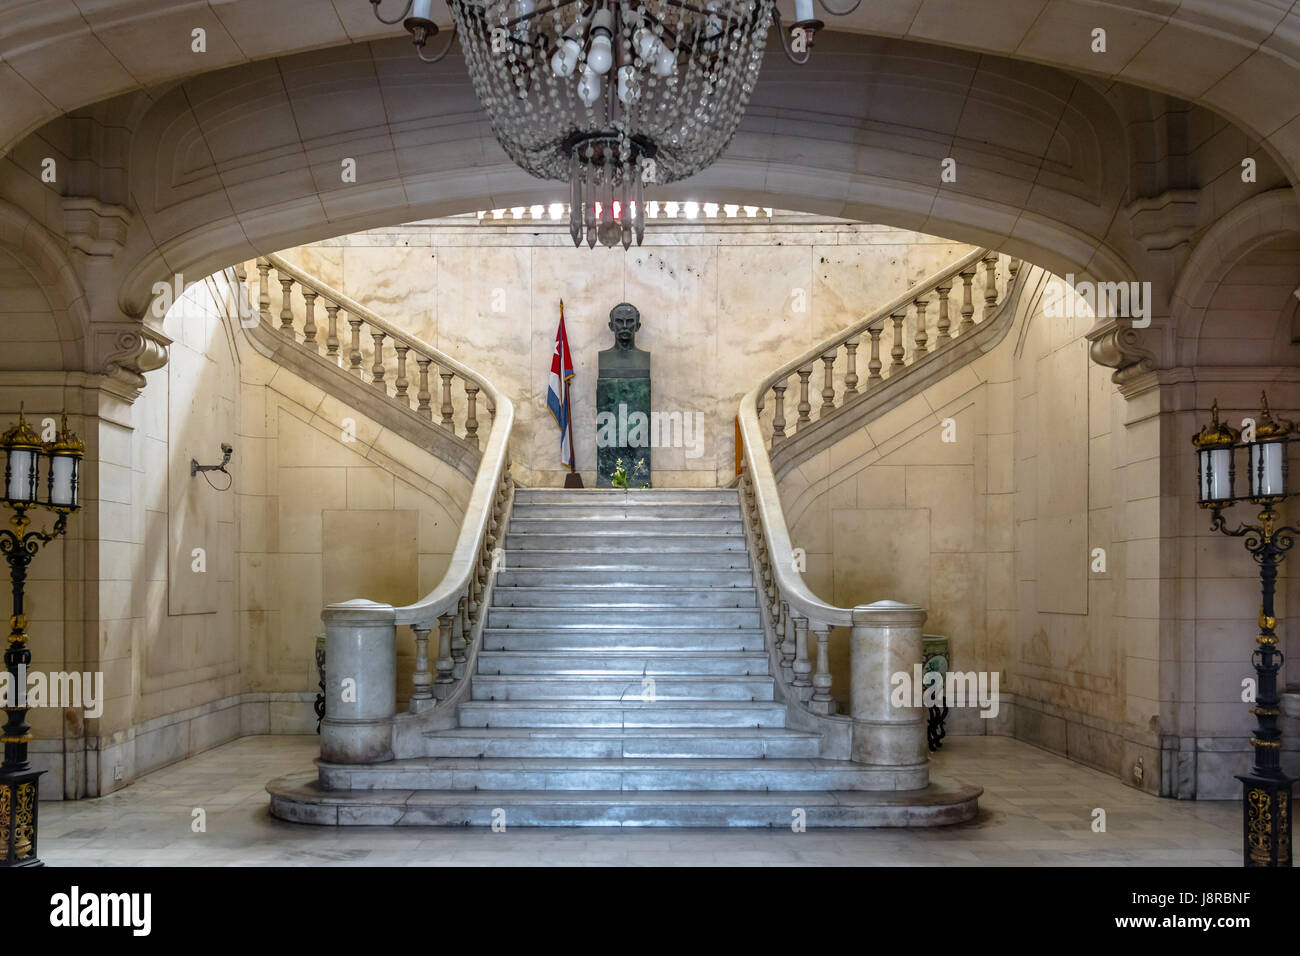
1193;394;1296;867
0;406;82;867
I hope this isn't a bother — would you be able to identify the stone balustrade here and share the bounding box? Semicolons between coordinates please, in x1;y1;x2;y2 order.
758;249;1019;452
255;255;492;448
250;254;516;765
737;247;1024;777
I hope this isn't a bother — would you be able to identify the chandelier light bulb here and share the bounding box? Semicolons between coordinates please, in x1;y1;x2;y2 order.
551;37;580;77
587;36;614;75
515;0;535;16
652;47;677;77
577;66;602;104
794;0;815;20
411;0;433;20
634;28;661;62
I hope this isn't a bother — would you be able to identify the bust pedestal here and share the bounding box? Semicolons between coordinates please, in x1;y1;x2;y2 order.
596;302;652;488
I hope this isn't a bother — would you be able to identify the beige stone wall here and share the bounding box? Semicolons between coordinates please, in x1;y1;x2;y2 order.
783;273;1300;796
273;216;977;488
15;270;474;798
234;328;473;710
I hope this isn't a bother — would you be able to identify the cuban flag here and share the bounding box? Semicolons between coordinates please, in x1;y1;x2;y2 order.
547;302;576;471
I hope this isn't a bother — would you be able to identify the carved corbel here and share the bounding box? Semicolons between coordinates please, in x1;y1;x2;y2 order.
93;322;171;400
1086;318;1156;388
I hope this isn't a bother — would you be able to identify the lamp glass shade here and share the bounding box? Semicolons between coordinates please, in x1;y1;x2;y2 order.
47;453;78;508
1249;441;1285;499
1199;446;1234;502
5;446;40;503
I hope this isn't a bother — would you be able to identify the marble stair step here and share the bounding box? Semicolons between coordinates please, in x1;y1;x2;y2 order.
511;503;742;519
470;674;775;701
270;776;983;827
457;699;788;728
416;727;822;759
486;606;762;628
506;533;747;552
495;568;754;588
481;628;766;652
514;489;738;505
476;650;771;675
499;549;752;570
509;518;743;535
491;586;757;608
317;756;901;792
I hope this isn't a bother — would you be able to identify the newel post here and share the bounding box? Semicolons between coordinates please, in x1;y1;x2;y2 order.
849;601;928;784
320;599;396;764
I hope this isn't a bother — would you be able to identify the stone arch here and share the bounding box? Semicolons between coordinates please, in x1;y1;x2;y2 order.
1170;189;1300;367
0;200;89;371
111;34;1141;315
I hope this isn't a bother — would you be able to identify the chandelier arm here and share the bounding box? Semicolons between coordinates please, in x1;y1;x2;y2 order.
772;9;812;65
816;0;863;14
371;0;416;25
415;21;459;63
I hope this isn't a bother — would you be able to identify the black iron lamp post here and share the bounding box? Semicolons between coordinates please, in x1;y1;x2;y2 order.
1193;393;1297;867
0;406;82;867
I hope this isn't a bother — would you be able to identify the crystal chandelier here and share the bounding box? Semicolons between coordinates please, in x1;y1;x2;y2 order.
370;0;862;248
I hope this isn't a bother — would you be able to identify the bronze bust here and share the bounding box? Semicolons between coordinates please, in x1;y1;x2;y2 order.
598;302;651;378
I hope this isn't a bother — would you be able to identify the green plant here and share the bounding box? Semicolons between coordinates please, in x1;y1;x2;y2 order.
610;457;649;489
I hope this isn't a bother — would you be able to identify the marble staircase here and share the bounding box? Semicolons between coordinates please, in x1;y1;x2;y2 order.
270;488;981;826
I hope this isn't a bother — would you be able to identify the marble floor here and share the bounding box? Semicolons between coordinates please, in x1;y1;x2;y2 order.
38;735;1243;866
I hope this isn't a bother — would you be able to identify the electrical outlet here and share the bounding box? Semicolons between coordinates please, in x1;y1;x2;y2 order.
1132;757;1144;785
113;764;123;781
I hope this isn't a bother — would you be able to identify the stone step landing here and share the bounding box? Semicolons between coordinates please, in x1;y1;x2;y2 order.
267;488;983;828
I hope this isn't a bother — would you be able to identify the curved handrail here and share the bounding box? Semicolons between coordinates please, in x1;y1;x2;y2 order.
395;395;512;627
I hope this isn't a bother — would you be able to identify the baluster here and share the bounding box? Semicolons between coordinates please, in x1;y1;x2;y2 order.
278;274;295;338
792;616;812;693
770;380;787;448
810;625;833;713
410;626;433;710
394;345;411;406
371;330;387;391
465;384;480;448
819;350;837;417
416;358;433;419
302;290;318;351
348;314;364;377
935;282;952;343
257;260;271;329
843;336;859;397
325;303;341;362
959;266;976;333
452;596;468;676
890;309;907;372
982;252;999;320
867;327;883;384
434;613;455;697
796;366;813;428
913;296;929;355
440;372;455;430
780;601;796;669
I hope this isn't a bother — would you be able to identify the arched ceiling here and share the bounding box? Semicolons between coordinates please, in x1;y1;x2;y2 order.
25;30;1244;315
1;0;1298;187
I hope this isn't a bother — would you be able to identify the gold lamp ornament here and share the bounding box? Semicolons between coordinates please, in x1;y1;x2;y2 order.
1;405;44;506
